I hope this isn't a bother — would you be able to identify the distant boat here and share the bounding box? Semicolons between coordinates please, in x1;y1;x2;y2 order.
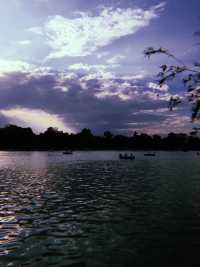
63;150;73;155
144;152;156;156
119;153;135;160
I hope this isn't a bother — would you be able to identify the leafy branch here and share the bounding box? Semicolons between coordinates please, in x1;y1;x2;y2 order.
144;46;200;122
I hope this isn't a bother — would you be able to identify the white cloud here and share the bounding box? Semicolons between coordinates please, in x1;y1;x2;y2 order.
41;3;165;59
0;60;33;75
0;59;52;77
68;62;119;72
68;63;107;71
97;51;109;59
1;108;72;133
122;73;146;80
16;40;32;46
106;54;125;64
81;70;116;80
92;73;148;101
28;26;43;35
148;82;169;92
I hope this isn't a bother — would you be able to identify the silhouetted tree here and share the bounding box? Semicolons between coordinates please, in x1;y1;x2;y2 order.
44;127;63;136
144;32;200;126
104;131;113;140
0;124;200;150
0;125;35;149
79;128;93;138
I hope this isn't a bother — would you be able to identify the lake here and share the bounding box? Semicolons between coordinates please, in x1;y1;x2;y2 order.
0;151;200;267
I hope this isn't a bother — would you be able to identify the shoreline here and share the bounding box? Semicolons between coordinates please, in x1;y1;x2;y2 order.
0;149;199;152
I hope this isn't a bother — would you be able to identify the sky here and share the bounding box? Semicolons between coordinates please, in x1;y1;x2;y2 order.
0;0;199;134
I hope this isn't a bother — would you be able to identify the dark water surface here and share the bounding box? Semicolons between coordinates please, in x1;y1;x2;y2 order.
0;151;200;267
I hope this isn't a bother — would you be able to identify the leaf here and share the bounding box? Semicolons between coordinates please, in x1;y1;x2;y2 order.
161;64;167;71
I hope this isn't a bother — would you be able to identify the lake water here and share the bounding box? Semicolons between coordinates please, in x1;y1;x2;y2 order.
0;151;200;267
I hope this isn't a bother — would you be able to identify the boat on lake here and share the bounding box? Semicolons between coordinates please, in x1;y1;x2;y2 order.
144;152;156;156
119;153;135;160
63;150;73;155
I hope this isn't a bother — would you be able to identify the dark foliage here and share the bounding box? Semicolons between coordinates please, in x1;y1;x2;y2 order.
0;124;200;151
144;45;200;122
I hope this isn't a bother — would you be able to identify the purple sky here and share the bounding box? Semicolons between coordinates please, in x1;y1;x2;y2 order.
0;0;199;134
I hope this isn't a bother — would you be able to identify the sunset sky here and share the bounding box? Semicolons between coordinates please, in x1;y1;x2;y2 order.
0;0;199;134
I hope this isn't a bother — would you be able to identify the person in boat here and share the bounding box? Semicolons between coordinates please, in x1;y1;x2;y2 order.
119;153;135;160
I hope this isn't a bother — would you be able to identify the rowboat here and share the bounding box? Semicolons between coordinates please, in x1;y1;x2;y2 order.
63;150;73;155
144;153;156;156
119;153;135;160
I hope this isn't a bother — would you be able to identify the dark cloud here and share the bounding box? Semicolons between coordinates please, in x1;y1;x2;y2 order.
0;70;171;133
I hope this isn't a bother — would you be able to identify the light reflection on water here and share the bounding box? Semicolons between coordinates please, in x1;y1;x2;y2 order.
0;151;200;266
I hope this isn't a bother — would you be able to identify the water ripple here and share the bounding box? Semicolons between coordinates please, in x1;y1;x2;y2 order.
0;152;200;266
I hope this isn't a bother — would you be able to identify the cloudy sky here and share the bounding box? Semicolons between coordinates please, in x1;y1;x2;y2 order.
0;0;199;134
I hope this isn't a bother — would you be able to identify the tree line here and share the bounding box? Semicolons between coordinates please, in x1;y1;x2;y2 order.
0;124;200;151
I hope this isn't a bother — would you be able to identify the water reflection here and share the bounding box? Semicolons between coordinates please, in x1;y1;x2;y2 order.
0;152;200;266
0;215;22;256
